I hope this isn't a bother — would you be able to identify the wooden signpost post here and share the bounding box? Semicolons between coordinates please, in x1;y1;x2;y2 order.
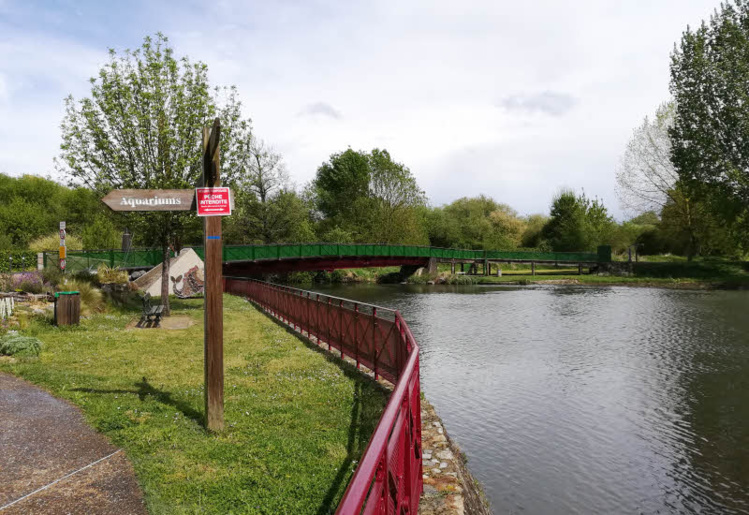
201;119;224;432
102;118;227;432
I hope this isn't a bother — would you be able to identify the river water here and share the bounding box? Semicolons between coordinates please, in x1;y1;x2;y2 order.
310;283;749;514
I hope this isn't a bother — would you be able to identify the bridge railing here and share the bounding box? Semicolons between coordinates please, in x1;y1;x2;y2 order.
43;243;609;273
224;277;423;514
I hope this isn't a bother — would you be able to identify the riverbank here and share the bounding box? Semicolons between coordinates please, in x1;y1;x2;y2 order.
408;260;749;290
473;275;749;289
0;295;387;513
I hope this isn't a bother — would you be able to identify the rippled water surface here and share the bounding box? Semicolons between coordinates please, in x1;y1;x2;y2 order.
311;284;749;514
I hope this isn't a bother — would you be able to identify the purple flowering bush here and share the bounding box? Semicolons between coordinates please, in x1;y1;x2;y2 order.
8;272;50;294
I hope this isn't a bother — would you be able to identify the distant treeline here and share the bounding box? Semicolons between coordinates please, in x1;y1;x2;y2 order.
3;146;741;259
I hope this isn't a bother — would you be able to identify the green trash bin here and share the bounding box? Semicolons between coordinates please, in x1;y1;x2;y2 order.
54;291;80;326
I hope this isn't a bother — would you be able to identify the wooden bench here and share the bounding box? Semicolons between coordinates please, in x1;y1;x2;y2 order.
141;293;164;325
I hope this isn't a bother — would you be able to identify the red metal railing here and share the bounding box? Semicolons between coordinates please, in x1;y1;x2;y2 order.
224;278;423;514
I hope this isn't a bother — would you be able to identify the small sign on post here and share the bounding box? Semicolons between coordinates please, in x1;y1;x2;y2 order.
59;221;66;271
196;187;232;217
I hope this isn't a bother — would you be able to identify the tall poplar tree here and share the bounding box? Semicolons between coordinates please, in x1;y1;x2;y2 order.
670;1;749;230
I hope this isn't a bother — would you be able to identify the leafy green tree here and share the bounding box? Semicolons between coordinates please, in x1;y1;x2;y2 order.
320;227;355;243
670;2;749;230
312;148;427;243
312;149;371;234
0;173;115;249
425;207;461;248
57;34;251;314
81;216;121;250
520;214;548;248
630;211;660;226
542;191;588;251
227;189;314;244
363;149;428;244
426;196;527;250
542;191;614;252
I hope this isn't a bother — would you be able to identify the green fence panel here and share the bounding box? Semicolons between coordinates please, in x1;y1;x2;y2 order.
223;246;247;262
301;244;319;258
320;244;337;256
252;246;275;260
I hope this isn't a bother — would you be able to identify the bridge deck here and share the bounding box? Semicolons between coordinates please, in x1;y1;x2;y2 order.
43;243;610;274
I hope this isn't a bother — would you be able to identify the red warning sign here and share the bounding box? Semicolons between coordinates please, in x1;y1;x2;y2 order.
196;187;232;217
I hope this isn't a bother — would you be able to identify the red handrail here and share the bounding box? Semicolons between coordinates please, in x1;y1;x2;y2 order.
224;278;423;514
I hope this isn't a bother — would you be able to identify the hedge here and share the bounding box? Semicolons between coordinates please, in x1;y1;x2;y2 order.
0;251;38;273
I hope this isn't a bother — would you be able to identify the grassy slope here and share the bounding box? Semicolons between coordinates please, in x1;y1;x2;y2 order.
0;295;387;514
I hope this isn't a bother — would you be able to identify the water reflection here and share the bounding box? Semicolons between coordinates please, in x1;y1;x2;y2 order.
310;284;749;514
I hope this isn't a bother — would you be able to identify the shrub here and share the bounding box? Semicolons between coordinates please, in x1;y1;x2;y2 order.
28;233;83;252
72;269;98;284
0;334;43;356
446;274;474;285
58;279;105;315
0;251;37;273
9;271;50;293
406;274;432;285
97;264;129;285
41;267;65;288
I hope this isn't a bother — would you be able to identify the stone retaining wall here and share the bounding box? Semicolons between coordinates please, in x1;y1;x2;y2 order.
419;399;492;515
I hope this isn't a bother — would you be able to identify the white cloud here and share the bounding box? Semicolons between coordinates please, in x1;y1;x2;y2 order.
500;92;577;117
298;102;342;120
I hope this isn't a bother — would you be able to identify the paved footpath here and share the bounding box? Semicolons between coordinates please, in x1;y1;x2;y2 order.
0;373;146;514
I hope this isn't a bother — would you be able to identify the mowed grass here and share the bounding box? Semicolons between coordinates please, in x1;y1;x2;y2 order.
0;294;388;514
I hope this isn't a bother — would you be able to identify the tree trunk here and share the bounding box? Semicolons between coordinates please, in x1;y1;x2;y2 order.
161;242;171;316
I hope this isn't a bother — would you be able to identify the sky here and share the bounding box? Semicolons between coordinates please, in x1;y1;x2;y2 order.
0;0;721;219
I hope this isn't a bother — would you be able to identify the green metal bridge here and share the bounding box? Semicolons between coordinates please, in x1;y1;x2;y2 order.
43;243;612;275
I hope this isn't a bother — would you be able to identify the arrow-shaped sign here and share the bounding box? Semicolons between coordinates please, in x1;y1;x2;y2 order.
102;189;195;212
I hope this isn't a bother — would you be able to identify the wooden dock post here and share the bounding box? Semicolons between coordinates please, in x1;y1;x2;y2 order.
578;263;583;275
531;262;536;276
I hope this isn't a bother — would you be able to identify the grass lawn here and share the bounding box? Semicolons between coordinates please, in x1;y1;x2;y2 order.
0;294;387;514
